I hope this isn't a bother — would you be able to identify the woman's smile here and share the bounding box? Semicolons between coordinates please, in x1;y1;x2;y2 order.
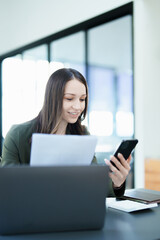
68;111;80;117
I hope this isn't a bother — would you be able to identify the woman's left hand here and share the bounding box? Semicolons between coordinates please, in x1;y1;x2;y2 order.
104;153;131;188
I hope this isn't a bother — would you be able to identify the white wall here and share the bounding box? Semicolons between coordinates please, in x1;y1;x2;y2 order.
0;0;131;55
134;0;160;187
0;0;160;188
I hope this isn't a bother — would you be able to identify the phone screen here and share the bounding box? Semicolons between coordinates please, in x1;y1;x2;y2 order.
111;139;138;168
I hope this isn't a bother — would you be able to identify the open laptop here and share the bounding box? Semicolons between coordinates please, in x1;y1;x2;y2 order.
0;165;109;235
30;134;97;166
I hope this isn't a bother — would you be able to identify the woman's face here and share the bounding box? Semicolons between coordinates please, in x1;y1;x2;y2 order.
61;79;87;125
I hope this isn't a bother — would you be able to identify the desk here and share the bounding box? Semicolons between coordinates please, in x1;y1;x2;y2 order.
0;204;160;240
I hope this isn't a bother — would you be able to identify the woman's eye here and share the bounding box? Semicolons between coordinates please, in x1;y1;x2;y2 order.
80;99;85;102
66;98;73;101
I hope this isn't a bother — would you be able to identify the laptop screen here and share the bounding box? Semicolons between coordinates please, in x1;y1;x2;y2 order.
30;134;97;166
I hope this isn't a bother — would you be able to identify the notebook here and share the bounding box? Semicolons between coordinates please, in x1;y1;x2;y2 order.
106;198;158;212
120;188;160;203
30;134;97;166
0;165;109;235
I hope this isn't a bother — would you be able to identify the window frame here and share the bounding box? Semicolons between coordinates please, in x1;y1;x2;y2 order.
0;2;133;155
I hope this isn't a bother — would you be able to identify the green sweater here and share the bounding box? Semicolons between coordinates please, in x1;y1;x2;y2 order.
1;119;96;166
1;119;36;166
1;118;125;197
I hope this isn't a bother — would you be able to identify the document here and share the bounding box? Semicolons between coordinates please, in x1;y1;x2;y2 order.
106;198;158;212
30;133;97;166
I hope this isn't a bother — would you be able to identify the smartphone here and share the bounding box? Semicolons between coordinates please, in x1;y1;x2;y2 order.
111;139;138;168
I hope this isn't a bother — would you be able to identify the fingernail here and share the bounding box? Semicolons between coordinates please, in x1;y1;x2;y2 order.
105;161;109;165
104;159;109;165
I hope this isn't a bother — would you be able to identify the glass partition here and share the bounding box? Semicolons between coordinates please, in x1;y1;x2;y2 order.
2;45;48;137
87;15;133;162
50;32;86;77
1;12;133;188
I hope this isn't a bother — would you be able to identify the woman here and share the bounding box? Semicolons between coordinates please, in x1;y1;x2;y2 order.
1;68;131;196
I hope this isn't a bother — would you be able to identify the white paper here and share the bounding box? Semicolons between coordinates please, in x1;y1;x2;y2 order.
106;198;158;212
30;133;97;166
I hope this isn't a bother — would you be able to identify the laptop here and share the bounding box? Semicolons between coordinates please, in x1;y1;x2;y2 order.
0;165;109;235
30;134;97;166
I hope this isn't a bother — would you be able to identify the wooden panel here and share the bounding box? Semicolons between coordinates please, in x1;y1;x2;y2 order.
145;159;160;191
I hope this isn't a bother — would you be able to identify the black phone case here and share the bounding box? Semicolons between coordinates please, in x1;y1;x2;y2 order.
111;139;138;168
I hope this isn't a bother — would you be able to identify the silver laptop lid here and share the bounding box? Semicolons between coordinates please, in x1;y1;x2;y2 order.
30;134;97;166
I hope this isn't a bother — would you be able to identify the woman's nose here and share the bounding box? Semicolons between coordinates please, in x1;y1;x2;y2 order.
72;100;81;109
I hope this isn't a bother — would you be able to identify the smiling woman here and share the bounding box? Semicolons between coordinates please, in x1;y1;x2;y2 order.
61;80;87;131
1;68;89;167
1;67;131;198
36;68;88;135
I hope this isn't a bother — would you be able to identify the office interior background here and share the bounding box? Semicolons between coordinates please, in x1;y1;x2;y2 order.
0;0;160;189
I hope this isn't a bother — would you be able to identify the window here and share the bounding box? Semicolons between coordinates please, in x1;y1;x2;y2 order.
2;45;48;137
50;32;86;76
87;15;133;160
0;3;133;186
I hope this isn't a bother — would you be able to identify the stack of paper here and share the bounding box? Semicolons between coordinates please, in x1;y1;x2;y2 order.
106;198;158;212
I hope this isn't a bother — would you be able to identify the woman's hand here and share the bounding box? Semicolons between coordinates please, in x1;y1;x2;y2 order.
104;154;131;188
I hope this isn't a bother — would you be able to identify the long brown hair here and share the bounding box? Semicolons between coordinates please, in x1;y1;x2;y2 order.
35;68;88;135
